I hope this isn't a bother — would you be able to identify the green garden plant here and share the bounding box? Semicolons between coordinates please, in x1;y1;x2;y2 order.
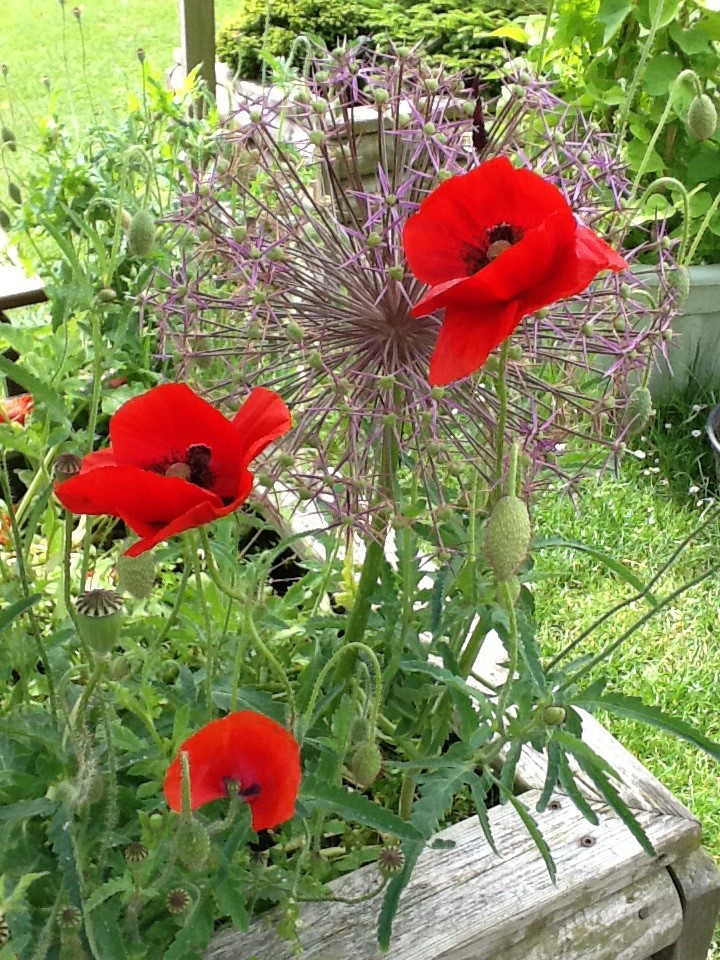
1;43;719;960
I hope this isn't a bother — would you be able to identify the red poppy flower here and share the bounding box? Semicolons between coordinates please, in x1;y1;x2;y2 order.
0;393;33;426
54;384;291;557
163;710;301;831
403;156;628;386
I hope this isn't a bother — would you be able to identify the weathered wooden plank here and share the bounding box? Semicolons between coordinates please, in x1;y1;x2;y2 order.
653;849;720;960
206;788;698;960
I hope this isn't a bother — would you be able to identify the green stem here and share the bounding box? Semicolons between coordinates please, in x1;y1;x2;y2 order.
616;0;666;147
189;536;215;718
141;561;191;684
536;0;557;73
493;340;511;492
686;190;720;265
398;771;415;821
0;454;58;727
80;311;105;585
458;615;491;677
300;641;383;740
245;608;297;726
496;581;518;724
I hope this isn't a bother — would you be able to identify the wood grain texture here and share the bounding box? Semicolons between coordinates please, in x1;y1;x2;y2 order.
654;849;720;960
206;788;698;960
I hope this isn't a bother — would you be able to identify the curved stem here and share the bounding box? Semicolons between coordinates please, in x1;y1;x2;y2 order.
245;607;297;726
496;580;518;723
189;535;215;718
300;641;383;740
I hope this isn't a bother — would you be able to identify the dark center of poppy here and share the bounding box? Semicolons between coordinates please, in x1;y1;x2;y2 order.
224;776;261;800
162;443;215;489
462;222;523;275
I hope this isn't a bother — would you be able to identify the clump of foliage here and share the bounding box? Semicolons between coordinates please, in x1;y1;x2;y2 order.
521;0;720;263
216;0;542;80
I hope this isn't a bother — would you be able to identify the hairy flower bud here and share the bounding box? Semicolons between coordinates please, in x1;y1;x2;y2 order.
128;209;156;257
350;740;382;788
482;496;531;581
667;265;690;309
117;542;155;599
176;819;211;869
8;181;21;205
74;589;124;655
625;386;654;434
687;94;718;141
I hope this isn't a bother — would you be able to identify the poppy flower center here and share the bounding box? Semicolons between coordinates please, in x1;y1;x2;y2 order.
462;222;523;275
224;776;261;800
162;443;214;489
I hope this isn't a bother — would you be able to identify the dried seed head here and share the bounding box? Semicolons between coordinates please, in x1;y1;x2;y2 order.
0;915;8;946
57;906;82;930
377;842;406;877
166;888;190;914
124;842;149;864
75;590;125;655
54;453;82;483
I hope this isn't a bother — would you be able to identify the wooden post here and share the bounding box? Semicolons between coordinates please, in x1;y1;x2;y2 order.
178;0;217;98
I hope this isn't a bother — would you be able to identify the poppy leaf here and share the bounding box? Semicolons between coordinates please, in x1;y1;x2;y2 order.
303;781;424;841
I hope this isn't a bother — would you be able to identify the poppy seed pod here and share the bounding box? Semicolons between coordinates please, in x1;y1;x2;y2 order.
57;906;82;931
482;496;532;582
350;740;383;788
54;453;82;483
116;543;156;599
377;842;406;878
0;915;8;947
74;589;124;655
124;842;149;865
687;94;718;141
7;181;21;205
176;819;211;869
128;209;156;257
166;888;190;914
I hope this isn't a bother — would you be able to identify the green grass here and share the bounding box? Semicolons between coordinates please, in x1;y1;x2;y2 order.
0;0;237;184
535;398;720;952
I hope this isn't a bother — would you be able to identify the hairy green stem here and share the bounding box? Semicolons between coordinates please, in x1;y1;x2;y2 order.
300;641;383;740
496;581;519;724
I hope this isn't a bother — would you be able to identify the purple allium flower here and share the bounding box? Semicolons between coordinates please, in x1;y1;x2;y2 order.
149;45;678;535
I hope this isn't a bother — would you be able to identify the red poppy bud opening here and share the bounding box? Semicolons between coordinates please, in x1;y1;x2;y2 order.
163;711;301;832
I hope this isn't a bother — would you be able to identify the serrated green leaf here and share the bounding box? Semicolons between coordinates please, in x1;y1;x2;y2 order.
557;752;600;825
582;692;720;763
557;734;655;856
468;771;499;856
0;595;42;632
304;782;424;841
493;778;556;882
536;739;562;813
533;538;656;605
400;661;493;717
85;876;132;913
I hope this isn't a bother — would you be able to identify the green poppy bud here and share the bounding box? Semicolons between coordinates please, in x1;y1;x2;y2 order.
128;209;156;257
74;589;124;656
0;208;10;230
350;740;382;788
667;265;690;308
117;542;155;599
8;181;21;205
351;716;371;743
543;705;566;726
625;386;654;435
482;496;531;582
687;94;718;141
176;819;210;869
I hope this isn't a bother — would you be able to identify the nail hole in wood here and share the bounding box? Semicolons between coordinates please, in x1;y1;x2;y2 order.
638;905;650;920
579;835;596;847
548;799;562;810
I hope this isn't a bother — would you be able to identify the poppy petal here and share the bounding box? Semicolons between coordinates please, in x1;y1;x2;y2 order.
403;157;570;285
231;387;292;464
428;301;519;386
55;464;223;536
163;710;301;832
109;384;244;493
78;449;118;473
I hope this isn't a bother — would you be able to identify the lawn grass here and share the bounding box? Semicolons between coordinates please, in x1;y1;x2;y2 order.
0;0;237;185
534;394;720;952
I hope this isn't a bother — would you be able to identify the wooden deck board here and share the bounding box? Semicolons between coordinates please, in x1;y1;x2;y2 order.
0;229;46;311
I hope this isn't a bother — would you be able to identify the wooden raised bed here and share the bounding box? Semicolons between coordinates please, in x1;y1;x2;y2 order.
206;631;720;960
